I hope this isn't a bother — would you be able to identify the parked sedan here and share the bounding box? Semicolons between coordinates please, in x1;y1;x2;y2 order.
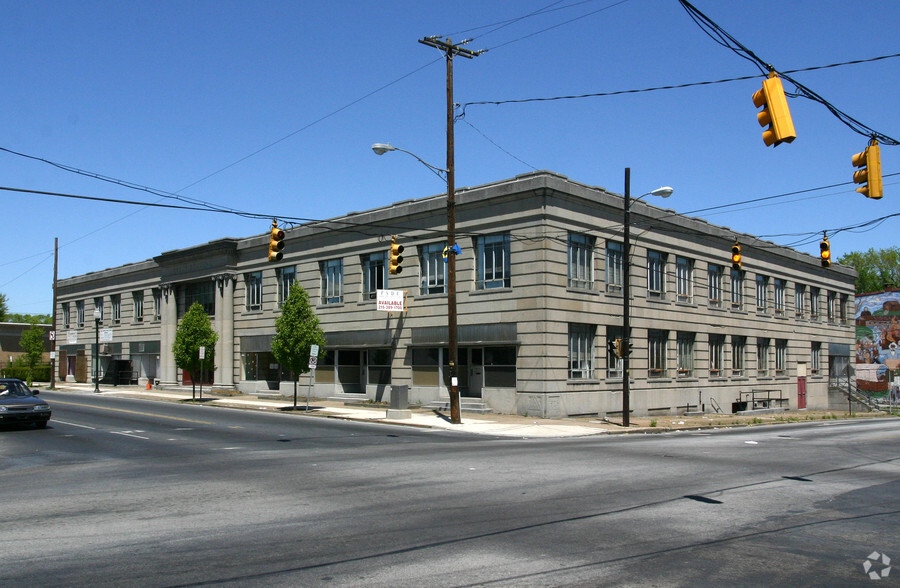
0;379;51;428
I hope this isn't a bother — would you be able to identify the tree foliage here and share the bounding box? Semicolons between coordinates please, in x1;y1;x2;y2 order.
5;313;52;325
172;302;218;392
0;293;7;322
271;286;326;382
838;247;900;294
19;325;46;386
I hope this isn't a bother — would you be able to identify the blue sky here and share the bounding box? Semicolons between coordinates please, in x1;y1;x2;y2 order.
2;0;897;315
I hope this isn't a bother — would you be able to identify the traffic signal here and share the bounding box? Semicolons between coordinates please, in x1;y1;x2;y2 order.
389;235;404;275
820;238;831;268
268;220;285;262
752;72;796;147
731;242;742;270
852;140;883;200
616;338;626;359
607;340;618;357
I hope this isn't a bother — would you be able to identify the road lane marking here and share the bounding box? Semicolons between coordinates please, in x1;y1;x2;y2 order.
51;419;97;430
49;399;213;425
111;431;151;440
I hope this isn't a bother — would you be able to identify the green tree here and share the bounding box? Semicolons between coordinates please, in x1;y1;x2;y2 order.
838;247;900;294
19;325;46;386
0;292;8;322
271;286;326;407
172;302;218;397
6;313;52;325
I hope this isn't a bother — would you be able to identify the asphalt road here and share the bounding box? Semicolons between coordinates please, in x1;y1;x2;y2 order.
2;391;898;587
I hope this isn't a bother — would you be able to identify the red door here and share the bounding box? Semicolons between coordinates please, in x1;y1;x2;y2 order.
797;376;807;409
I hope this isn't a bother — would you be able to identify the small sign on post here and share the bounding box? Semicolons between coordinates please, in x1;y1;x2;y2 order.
304;344;320;411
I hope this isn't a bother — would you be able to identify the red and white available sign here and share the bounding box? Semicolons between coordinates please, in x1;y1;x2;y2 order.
376;289;405;312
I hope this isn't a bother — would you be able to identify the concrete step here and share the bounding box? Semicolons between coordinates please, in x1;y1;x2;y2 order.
423;399;493;414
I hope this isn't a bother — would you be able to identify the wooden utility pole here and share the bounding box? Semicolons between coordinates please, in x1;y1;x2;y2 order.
418;36;482;425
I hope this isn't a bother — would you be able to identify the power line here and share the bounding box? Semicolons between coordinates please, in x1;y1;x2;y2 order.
459;52;900;112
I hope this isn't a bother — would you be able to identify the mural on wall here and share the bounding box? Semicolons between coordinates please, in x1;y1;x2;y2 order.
856;289;900;402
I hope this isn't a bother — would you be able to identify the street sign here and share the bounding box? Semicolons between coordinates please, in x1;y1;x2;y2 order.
199;346;206;360
309;344;319;370
100;328;114;343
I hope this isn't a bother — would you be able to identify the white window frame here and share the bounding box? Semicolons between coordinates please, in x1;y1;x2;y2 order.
477;234;511;289
647;250;666;298
321;259;343;304
757;338;769;376
648;329;668;378
732;335;746;376
568;233;594;290
362;254;385;300
676;332;694;377
755;275;768;313
708;264;723;307
606;240;623;292
133;291;143;323
774;278;786;315
676;257;693;303
730;269;743;310
776;339;788;374
245;271;263;311
709;334;725;376
420;243;447;295
278;266;296;305
568;323;595;380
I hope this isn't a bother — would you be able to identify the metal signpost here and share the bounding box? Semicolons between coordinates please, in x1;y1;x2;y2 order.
198;346;206;401
305;344;319;411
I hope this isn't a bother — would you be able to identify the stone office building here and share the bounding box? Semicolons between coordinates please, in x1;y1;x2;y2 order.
54;171;856;418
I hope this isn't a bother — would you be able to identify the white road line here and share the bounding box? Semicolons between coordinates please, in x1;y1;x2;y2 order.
51;420;97;430
111;430;150;440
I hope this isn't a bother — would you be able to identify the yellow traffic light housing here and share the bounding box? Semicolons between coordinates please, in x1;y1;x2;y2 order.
731;242;742;271
752;72;796;147
615;338;625;359
268;221;285;262
852;140;883;200
389;235;404;275
820;238;831;268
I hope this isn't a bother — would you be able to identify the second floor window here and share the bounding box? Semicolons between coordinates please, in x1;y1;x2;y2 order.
811;342;822;374
756;275;768;312
708;264;723;307
568;233;593;290
420;243;447;295
246;272;263;311
810;287;820;320
774;278;786;314
321;259;343;304
606;241;623;292
795;284;806;318
362;254;386;300
730;270;744;309
133;291;143;323
278;266;296;305
77;300;85;327
676;257;693;302
476;233;511;289
647;251;666;297
111;294;121;324
94;297;104;321
152;288;162;321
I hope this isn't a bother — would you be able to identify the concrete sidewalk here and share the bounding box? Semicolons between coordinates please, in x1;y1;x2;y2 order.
48;383;623;438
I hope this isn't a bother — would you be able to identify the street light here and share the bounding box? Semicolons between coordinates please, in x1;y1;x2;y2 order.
93;307;101;393
622;167;673;427
371;142;464;424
